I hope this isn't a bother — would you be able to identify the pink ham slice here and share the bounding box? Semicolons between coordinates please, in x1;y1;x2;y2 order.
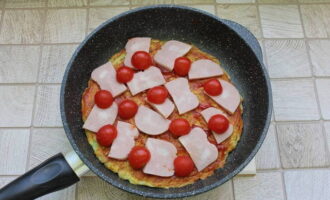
127;66;165;95
179;127;218;171
165;78;199;114
147;98;175;118
201;107;233;144
108;121;139;160
124;37;151;68
188;59;223;80
134;105;170;135
82;103;118;132
154;40;192;71
207;80;241;114
91;62;127;97
143;138;177;177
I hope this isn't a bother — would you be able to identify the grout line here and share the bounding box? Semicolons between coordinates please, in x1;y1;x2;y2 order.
230;179;236;200
85;2;90;36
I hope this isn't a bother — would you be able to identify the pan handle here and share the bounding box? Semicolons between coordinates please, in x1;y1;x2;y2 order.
0;152;89;200
220;19;263;63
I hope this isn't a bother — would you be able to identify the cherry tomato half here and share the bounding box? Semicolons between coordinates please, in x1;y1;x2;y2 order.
169;118;191;137
118;99;138;119
131;51;153;70
128;146;151;169
203;79;223;96
94;90;113;109
174;155;195;177
96;124;117;147
116;66;134;83
174;57;191;76
208;114;229;134
147;86;168;104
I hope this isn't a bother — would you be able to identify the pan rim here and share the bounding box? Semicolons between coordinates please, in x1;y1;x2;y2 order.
60;4;273;199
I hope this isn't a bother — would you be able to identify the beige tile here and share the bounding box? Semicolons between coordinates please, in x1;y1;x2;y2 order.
323;122;330;151
316;79;330;120
272;80;319;121
175;0;214;3
0;45;40;83
131;0;172;5
36;186;76;200
217;5;261;39
88;7;129;33
29;128;73;169
233;172;285;200
0;10;44;44
39;44;77;83
217;0;255;3
0;86;35;127
90;0;129;6
5;0;47;8
259;5;303;38
264;40;311;78
256;124;281;169
48;0;87;7
301;5;330;38
284;169;330;200
44;9;87;43
277;123;329;168
34;85;62;127
77;177;233;200
187;5;215;15
0;129;30;175
308;40;330;77
258;0;297;3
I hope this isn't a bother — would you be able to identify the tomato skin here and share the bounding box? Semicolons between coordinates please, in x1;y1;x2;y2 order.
147;86;168;104
169;119;191;137
131;51;153;70
94;90;113;109
174;156;195;177
128;146;151;169
96;125;117;146
118;99;138;119
203;79;223;96
174;57;191;76
116;66;134;83
208;114;229;134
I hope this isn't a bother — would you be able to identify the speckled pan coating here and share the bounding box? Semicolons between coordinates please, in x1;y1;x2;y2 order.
60;5;272;199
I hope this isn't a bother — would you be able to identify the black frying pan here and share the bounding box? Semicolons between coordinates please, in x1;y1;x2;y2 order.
0;5;272;199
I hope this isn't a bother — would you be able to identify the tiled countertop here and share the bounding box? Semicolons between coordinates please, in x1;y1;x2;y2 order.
0;0;330;200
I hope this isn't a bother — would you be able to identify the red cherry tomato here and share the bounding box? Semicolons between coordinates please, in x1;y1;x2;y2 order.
131;51;153;70
208;114;229;134
116;66;134;83
203;79;223;96
169;119;191;137
174;156;194;177
118;99;138;119
96;124;117;146
94;90;113;109
128;146;151;169
147;86;168;104
174;57;191;76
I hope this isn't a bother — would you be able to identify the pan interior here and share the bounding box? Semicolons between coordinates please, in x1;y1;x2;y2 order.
61;6;271;199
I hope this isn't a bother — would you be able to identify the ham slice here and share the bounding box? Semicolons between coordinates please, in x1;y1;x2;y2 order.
124;37;151;68
147;98;175;118
154;40;192;71
108;121;139;160
134;105;170;135
165;78;199;114
207;80;241;114
179;127;218;171
83;103;118;132
188;59;223;80
143;138;177;177
91;62;127;97
201;107;233;144
127;67;165;95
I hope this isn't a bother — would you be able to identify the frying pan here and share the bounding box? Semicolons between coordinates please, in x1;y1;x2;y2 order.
0;5;272;199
